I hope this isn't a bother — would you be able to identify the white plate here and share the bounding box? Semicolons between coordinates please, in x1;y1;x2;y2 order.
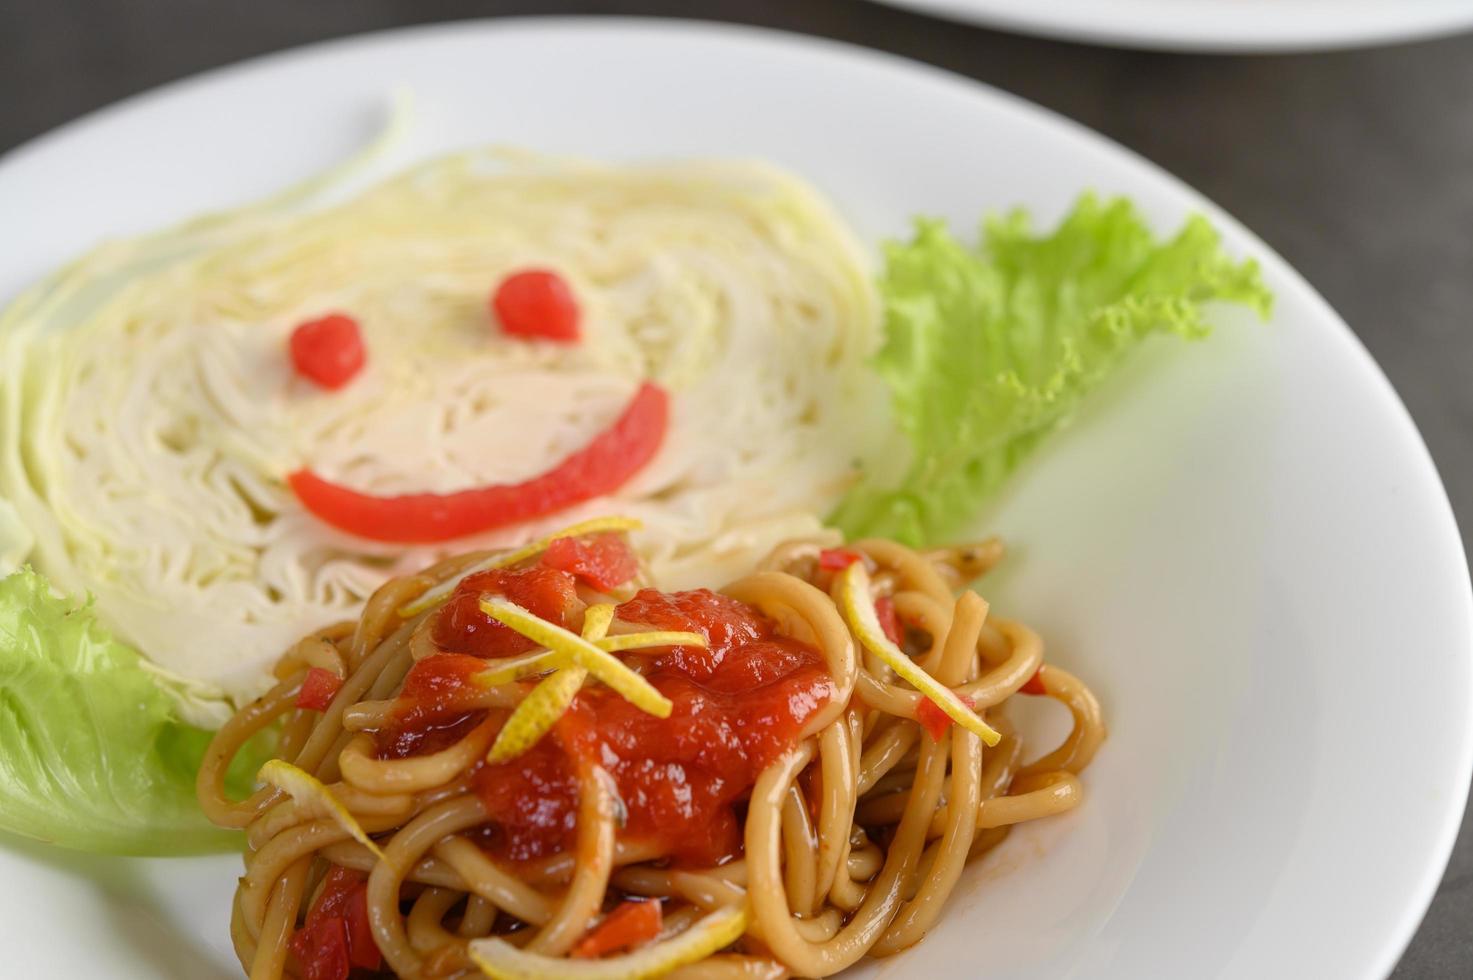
875;0;1473;52
1;18;1469;980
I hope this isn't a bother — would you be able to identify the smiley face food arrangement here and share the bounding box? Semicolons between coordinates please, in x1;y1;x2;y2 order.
0;144;1269;978
0;155;881;707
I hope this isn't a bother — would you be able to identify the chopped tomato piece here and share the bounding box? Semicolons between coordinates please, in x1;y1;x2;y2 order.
315;865;365;910
916;693;977;742
339;884;380;970
571;899;664;959
288;382;667;542
1020;667;1047;696
317;868;380;971
818;547;864;570
874;596;902;646
288;867;380;979
289;313;365;390
433;565;580;658
289;914;350;980
296;667;344;711
492;269;580;342
541;532;639;591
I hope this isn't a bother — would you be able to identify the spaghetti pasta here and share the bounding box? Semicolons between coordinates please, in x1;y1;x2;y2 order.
199;520;1104;979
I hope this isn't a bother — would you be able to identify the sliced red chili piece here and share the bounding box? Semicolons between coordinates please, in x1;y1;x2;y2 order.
571;899;664;959
817;547;864;570
289;313;365;390
493;269;580;342
874;596;902;646
541;532;639;591
295;666;343;711
1020;667;1048;696
288;382;667;542
916;693;977;742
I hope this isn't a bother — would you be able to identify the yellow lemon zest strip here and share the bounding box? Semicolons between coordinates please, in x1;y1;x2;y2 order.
468;903;748;979
477;598;672;719
484;605;617;764
258;759;385;859
473;648;570;686
837;562;1001;747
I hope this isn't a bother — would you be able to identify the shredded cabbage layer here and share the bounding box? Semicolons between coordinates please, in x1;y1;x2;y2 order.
0;152;880;703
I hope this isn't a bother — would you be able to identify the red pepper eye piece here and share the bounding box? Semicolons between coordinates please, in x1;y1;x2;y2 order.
290;313;366;389
492;269;580;342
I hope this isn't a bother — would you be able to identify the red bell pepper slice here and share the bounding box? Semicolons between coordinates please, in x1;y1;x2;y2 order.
288;382;667;543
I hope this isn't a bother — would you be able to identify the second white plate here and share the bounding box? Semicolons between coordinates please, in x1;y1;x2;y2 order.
874;0;1473;52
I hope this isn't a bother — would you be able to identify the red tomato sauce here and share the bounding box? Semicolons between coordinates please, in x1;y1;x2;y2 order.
540;532;639;592
373;586;833;867
432;565;581;659
374;653;490;759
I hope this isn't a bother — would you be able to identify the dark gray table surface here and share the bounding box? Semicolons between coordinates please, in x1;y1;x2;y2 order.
2;1;1469;976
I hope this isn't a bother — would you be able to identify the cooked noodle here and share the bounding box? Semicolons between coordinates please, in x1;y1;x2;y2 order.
199;527;1104;978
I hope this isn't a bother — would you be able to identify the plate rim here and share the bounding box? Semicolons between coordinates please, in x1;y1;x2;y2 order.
0;15;1470;977
868;0;1473;53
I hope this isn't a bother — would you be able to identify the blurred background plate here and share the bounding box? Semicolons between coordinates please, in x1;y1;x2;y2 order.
871;0;1473;52
0;17;1469;979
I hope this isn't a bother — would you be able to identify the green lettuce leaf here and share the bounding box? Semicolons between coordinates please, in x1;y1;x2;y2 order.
0;567;265;854
832;195;1272;544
